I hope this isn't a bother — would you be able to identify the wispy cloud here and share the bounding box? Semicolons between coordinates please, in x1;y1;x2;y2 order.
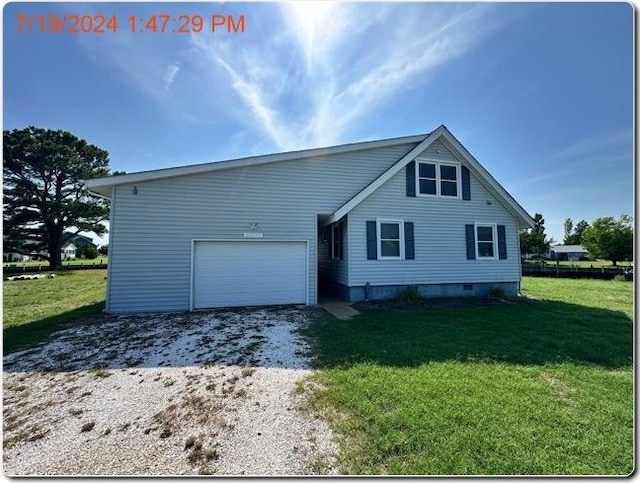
74;3;510;152
162;62;180;92
191;3;508;150
548;130;632;163
509;130;632;190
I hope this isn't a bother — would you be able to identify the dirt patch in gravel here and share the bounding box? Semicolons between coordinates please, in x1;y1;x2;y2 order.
3;307;337;476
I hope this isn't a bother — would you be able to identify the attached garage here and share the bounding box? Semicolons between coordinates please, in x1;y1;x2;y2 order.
191;240;308;309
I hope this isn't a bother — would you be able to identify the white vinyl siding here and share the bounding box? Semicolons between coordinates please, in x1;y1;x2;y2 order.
349;142;520;287
106;143;416;313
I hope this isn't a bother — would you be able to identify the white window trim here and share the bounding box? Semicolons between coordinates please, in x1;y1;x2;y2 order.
474;222;498;260
376;218;405;260
415;159;461;199
330;224;340;260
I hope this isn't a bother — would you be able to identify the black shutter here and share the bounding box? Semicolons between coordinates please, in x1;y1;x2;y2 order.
366;221;377;260
465;224;476;260
406;161;416;197
404;222;415;260
339;223;344;260
497;225;507;260
461;166;471;200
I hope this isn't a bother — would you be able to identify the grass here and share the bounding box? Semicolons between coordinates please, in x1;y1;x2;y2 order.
303;277;633;475
3;269;107;353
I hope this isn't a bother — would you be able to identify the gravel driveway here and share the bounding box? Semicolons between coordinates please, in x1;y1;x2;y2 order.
3;307;337;476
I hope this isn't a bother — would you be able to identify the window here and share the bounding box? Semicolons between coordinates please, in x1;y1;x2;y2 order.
377;219;404;259
475;224;497;259
418;163;437;195
417;161;460;198
331;224;342;260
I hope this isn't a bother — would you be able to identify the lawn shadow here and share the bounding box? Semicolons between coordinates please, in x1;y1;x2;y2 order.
3;302;105;355
303;298;633;370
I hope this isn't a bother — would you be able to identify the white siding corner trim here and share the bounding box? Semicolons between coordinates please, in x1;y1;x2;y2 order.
190;239;309;310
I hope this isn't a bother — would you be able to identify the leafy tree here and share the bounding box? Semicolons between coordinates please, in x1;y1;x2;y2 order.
3;127;110;269
563;218;574;244
83;245;99;260
564;218;590;245
75;243;98;259
520;213;552;258
574;220;590;242
582;215;633;266
98;244;109;256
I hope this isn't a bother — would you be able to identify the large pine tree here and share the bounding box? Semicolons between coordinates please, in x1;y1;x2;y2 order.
3;126;111;269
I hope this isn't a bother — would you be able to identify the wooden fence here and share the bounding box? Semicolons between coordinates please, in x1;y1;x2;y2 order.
3;262;107;275
522;264;632;280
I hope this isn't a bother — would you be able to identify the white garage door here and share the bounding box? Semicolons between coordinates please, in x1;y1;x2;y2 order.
192;241;307;309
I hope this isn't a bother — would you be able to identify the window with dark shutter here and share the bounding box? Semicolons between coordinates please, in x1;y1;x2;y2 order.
404;222;415;260
406;161;416;197
331;223;344;261
497;225;507;260
366;221;377;259
416;161;460;198
461;166;471;200
465;224;476;260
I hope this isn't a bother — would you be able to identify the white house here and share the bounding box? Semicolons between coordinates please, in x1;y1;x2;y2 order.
85;125;535;314
61;242;77;260
549;244;589;261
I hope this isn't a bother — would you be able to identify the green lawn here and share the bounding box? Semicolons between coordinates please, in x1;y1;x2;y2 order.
3;270;107;353
303;277;633;475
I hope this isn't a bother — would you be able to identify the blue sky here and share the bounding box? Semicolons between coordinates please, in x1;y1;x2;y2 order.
3;2;634;245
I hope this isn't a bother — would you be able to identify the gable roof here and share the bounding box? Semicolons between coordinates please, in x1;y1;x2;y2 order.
550;244;587;253
85;125;534;229
62;232;96;247
327;125;535;229
84;133;426;197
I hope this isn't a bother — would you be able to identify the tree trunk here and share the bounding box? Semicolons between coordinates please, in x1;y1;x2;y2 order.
48;226;63;270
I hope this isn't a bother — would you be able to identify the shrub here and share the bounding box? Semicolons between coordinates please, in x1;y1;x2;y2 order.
397;286;423;306
487;286;508;300
84;246;99;259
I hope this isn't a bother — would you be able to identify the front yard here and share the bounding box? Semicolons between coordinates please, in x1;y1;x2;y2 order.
302;277;633;475
3;270;107;353
2;273;634;475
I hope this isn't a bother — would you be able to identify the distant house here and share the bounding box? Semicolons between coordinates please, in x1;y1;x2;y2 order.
549;244;589;261
3;252;31;263
61;242;77;260
35;232;97;260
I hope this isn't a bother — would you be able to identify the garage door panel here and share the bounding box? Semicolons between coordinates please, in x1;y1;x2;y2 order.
193;241;307;309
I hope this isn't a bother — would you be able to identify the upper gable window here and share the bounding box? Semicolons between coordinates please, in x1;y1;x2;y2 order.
417;161;460;198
